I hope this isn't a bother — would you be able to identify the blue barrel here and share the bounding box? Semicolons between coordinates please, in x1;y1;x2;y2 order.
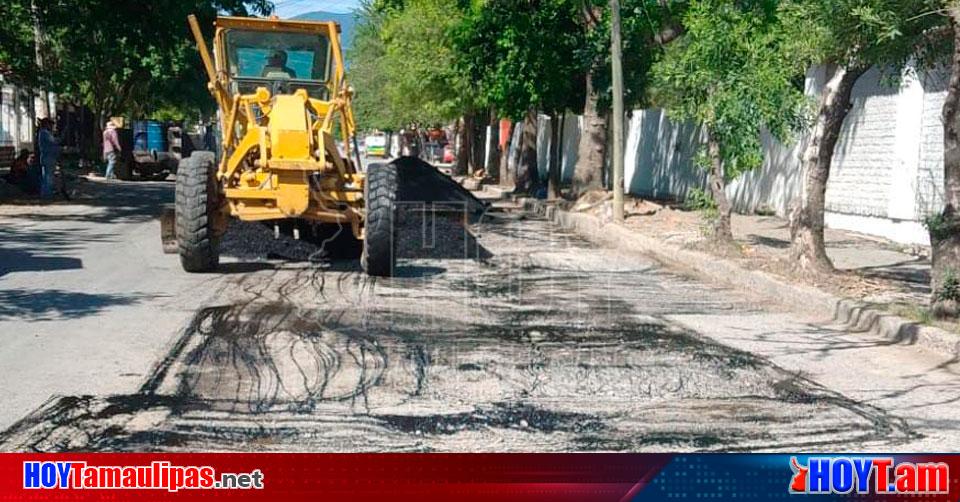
146;121;165;152
132;121;149;152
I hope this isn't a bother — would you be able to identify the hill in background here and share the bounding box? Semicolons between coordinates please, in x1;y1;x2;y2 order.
293;11;358;52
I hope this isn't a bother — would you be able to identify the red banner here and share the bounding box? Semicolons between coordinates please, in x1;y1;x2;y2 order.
4;454;960;501
2;453;670;501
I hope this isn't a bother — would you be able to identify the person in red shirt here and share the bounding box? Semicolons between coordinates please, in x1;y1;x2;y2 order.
102;120;121;179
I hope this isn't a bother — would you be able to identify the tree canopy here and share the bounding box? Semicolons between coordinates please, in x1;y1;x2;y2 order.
778;0;945;74
349;0;473;129
652;0;809;177
0;0;272;123
583;0;688;112
456;0;585;120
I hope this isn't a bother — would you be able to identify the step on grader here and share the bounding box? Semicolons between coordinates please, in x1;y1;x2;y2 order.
174;14;398;275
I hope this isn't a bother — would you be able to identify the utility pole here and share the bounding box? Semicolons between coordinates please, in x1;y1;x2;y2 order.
610;0;625;222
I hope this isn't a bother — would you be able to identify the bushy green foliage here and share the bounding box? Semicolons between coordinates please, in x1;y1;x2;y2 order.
0;0;272;121
923;212;960;242
652;0;809;179
455;0;585;120
349;3;396;130
0;1;37;86
777;0;943;74
381;0;472;124
936;269;960;303
350;0;473;129
683;187;716;211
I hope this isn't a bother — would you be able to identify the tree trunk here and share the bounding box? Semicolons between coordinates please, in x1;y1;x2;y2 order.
28;88;37;148
94;106;107;162
470;113;485;174
456;115;470;175
518;109;540;194
790;64;867;273
931;10;960;316
12;88;21;151
500;120;514;187
573;71;606;195
706;129;734;244
573;3;605;196
31;0;50;120
548;113;562;200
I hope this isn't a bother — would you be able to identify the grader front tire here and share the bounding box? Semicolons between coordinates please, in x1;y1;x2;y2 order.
176;151;220;273
362;162;399;277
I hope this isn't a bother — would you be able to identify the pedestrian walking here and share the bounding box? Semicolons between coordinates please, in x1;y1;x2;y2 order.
102;120;121;179
37;118;60;199
203;122;216;152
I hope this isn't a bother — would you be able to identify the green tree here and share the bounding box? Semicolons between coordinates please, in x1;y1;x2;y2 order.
349;2;398;130
930;0;960;315
457;0;585;193
780;0;942;273
380;0;472;125
40;0;270;126
572;0;686;195
0;0;38;86
350;0;481;171
652;0;808;244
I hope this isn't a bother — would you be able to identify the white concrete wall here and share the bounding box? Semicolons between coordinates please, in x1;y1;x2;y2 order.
535;113;582;183
0;84;33;149
519;63;949;246
624;109;705;201
915;68;949;221
727;129;804;216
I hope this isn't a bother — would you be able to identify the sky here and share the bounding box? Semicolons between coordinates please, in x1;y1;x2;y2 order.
273;0;361;18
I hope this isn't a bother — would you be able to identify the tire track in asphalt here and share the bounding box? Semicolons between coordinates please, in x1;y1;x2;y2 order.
0;211;917;452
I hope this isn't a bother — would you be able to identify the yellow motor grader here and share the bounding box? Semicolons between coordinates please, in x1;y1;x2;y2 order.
176;14;397;275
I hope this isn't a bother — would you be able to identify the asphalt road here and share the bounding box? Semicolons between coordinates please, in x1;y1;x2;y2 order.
0;177;957;452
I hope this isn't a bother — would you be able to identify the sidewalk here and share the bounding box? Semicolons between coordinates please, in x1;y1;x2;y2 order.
611;199;931;310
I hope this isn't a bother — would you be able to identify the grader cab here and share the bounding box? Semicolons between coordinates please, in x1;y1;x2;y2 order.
176;15;398;275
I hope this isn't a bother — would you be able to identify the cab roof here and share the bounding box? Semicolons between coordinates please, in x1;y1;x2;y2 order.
215;15;341;35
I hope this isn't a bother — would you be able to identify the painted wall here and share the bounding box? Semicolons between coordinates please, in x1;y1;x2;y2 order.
0;81;56;151
0;85;33;149
521;64;948;246
535;114;582;184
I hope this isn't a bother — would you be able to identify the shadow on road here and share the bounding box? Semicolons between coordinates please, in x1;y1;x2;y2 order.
0;219;112;279
0;288;151;321
2;179;173;225
0;248;82;277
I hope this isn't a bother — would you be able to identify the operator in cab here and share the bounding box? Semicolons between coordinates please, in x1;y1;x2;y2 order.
262;50;296;79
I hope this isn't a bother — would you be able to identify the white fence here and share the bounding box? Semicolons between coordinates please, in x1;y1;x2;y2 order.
0;80;56;152
514;64;949;246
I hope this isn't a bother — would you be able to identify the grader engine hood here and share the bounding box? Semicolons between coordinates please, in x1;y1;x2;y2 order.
268;92;313;217
269;94;312;163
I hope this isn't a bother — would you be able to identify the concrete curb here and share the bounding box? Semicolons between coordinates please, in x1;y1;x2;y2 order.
518;196;960;358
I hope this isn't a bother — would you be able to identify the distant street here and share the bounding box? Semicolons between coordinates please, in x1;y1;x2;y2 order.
0;177;957;452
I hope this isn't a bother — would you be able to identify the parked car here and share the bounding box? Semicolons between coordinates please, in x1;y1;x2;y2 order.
364;133;387;157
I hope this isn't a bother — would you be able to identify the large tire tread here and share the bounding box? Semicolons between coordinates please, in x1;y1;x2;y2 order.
362;162;399;276
176;151;219;272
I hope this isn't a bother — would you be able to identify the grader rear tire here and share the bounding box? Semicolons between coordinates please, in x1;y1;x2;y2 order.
362;162;399;276
176;151;220;272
